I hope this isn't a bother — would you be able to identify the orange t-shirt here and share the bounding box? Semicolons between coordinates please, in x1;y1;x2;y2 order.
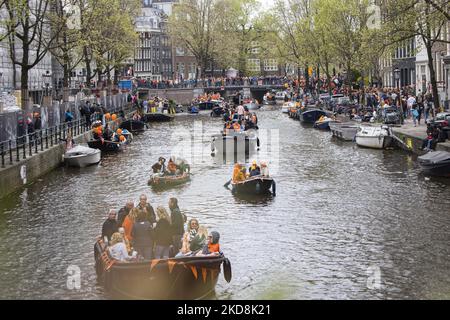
208;243;220;253
122;216;134;241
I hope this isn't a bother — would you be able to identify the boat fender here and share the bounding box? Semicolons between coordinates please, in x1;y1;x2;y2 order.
257;138;260;149
272;180;276;196
223;258;232;283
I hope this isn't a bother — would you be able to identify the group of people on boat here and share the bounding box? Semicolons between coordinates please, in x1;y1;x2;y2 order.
140;96;177;115
232;160;269;182
91;121;130;143
101;196;221;261
151;156;190;177
223;106;258;133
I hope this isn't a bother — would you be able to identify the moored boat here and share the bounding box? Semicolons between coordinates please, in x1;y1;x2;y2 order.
148;173;191;189
87;139;124;152
143;113;175;122
94;238;231;300
355;125;393;149
329;122;359;141
119;119;146;133
63;145;101;167
282;102;295;114
418;151;450;177
231;176;276;196
314;117;334;130
299;109;328;124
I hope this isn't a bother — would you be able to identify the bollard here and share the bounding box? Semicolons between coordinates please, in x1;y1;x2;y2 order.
9;140;13;165
40;131;44;151
35;133;38;153
28;136;32;157
16;138;20;162
1;142;4;168
50;127;54;146
45;129;48;149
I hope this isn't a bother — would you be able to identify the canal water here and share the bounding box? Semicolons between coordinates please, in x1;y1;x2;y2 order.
0;108;449;300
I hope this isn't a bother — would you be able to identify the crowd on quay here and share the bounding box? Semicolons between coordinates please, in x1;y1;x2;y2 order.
101;196;221;262
135;76;291;89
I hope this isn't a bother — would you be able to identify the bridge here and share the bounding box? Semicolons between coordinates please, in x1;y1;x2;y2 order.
136;84;286;105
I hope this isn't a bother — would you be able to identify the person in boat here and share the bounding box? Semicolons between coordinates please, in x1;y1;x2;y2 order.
118;200;135;227
232;121;242;132
174;156;190;174
152;157;166;175
249;160;261;177
102;209;118;242
251;113;258;126
118;227;133;255
232;163;246;182
122;207;140;243
169;198;185;254
137;194;157;226
190;226;208;254
166;157;178;175
102;123;114;141
131;210;154;260
62;132;75;151
260;161;269;177
199;231;221;256
154;206;173;259
108;232;137;262
132;111;142;121
179;218;201;255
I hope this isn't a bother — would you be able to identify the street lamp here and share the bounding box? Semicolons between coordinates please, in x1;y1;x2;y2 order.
394;68;400;89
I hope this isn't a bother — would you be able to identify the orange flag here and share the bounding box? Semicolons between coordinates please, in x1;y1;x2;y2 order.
168;260;176;274
150;259;161;272
190;265;198;279
202;268;208;283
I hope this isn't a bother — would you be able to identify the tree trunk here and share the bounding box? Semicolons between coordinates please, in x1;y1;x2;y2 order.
63;63;70;102
21;31;30;111
425;40;440;112
83;46;92;87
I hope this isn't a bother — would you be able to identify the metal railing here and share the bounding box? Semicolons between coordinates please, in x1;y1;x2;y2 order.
0;104;134;168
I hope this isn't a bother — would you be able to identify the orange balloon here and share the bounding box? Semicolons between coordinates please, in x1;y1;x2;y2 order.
119;135;125;142
111;114;117;121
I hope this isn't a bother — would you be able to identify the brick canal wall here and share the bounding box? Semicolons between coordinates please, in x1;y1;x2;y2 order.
0;130;92;199
0;109;133;200
392;126;450;155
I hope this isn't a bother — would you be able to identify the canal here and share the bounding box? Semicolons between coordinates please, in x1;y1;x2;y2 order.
0;108;449;299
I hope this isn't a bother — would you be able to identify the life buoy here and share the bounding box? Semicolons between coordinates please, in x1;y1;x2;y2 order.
223;258;232;283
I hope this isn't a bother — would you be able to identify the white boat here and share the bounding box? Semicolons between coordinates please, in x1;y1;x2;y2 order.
355;125;392;149
63;145;101;168
282;102;295;113
329;122;360;141
275;91;286;101
211;130;259;156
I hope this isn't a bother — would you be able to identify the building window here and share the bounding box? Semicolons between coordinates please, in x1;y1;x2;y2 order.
248;59;261;72
264;59;278;71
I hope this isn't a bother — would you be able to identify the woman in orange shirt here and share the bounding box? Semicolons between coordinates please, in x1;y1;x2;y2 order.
122;208;139;241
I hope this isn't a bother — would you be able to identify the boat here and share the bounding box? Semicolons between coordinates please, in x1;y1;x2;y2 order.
329;122;360;141
299;109;328;124
418;151;450;177
143;112;175;122
94;238;231;300
63;145;101;168
275;91;286;101
314;117;334;130
355;125;393;149
188;106;199;114
197;101;221;111
282;102;295;114
148;173;191;189
243;102;260;111
231;176;276;196
211;130;259;155
87;139;124;152
210;106;224;117
119;119;146;133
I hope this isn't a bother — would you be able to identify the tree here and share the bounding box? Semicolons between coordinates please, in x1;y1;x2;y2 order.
169;0;221;79
382;0;450;109
4;0;61;109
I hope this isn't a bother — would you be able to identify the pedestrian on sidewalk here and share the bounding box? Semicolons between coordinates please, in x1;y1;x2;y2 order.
412;105;419;127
